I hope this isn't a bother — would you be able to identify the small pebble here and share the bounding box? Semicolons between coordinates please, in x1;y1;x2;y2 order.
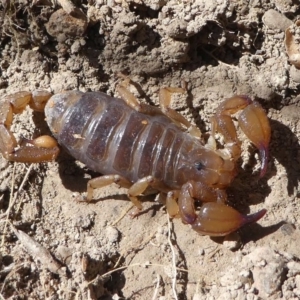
288;261;300;277
105;226;120;244
223;232;241;251
46;9;88;42
280;223;296;235
263;9;293;31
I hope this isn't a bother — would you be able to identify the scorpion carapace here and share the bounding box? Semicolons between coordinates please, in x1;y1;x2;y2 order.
0;83;271;236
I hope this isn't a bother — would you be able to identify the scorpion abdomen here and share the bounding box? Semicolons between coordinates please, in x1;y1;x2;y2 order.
45;91;194;189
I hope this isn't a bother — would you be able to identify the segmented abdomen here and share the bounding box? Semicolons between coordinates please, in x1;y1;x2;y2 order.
45;91;190;189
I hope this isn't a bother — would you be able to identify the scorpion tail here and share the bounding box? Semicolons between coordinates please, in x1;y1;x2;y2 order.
190;202;267;236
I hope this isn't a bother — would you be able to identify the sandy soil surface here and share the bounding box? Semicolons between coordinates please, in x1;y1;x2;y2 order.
0;1;300;299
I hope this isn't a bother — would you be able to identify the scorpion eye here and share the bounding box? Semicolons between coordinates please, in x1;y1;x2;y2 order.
195;162;204;171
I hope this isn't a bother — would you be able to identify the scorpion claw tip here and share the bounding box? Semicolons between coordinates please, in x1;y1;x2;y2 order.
242;208;267;226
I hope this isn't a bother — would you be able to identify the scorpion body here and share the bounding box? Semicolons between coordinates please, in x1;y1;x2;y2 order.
0;83;271;236
45;91;233;191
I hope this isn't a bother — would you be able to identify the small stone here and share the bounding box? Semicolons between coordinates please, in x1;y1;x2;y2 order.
105;226;120;244
165;20;189;39
275;0;298;13
198;248;205;256
223;232;241;250
253;260;287;296
290;65;300;83
280;223;296;235
287;261;300;277
295;275;300;288
281;105;300;123
46;9;88;42
263;9;293;31
239;270;251;278
73;212;95;229
294;287;300;297
56;246;73;265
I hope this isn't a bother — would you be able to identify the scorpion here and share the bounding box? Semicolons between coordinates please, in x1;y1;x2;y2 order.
0;80;271;236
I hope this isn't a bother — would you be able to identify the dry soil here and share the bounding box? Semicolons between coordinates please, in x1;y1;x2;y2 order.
0;1;300;299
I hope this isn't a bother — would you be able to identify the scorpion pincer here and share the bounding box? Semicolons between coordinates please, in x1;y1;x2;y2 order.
0;82;271;236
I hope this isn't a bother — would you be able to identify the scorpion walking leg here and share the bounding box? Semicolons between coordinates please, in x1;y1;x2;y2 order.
127;176;159;210
211;95;271;177
0;91;60;162
85;174;132;201
176;180;266;236
117;79;201;138
117;79;163;116
159;87;201;138
85;175;159;215
166;190;180;218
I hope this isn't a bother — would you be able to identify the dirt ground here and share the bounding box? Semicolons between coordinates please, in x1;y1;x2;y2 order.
0;0;300;299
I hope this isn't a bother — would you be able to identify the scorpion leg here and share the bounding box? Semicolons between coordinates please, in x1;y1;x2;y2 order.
211;95;271;177
177;180;266;236
159;87;201;138
117;79;163;116
84;175;160;215
127;175;158;210
0;91;60;162
166;190;180;217
85;174;132;201
117;78;201;138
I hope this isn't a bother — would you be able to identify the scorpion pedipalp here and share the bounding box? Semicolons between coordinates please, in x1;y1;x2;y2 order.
212;95;271;177
176;180;267;236
191;203;267;236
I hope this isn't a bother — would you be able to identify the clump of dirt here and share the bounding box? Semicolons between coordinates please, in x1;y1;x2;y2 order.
0;1;300;299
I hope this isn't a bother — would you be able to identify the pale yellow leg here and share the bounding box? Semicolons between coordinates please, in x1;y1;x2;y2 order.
86;174;132;201
86;174;160;213
116;79;163;116
127;176;155;210
166;190;180;218
159;87;201;138
117;78;201;138
0;91;59;162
